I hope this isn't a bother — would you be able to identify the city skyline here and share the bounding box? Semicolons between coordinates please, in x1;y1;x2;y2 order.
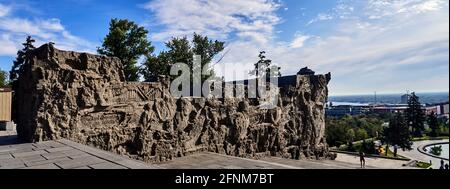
0;0;449;95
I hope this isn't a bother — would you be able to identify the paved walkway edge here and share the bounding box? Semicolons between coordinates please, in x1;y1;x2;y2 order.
331;150;410;161
57;139;163;169
204;152;304;169
417;142;449;161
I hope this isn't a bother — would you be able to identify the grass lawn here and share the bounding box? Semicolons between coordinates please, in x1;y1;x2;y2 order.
412;136;449;141
378;145;408;159
416;161;432;169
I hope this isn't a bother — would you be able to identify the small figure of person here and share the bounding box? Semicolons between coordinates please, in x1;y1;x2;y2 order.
393;145;398;157
440;160;445;169
445;163;449;170
359;150;365;168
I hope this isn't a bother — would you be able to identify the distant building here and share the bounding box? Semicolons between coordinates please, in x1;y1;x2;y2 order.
401;93;411;104
372;106;408;114
433;102;449;115
371;104;439;115
0;88;12;122
430;102;449;120
326;98;449;118
443;103;449;115
326;105;368;117
423;106;438;115
297;67;315;75
0;88;13;131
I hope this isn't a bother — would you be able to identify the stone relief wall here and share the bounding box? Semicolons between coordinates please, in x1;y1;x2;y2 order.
13;43;335;162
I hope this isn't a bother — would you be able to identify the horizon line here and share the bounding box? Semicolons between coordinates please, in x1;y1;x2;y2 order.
330;91;449;97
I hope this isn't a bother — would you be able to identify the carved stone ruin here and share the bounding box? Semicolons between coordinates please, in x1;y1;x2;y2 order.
13;43;335;162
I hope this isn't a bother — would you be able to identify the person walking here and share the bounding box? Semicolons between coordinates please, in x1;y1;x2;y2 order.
393;145;398;157
359;150;366;168
439;160;445;169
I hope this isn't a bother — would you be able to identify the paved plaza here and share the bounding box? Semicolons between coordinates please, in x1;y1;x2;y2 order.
158;152;412;169
0;132;159;169
159;152;378;169
393;139;449;169
1;131;415;169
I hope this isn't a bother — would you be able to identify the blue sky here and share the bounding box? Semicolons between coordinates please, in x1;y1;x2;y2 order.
0;0;448;95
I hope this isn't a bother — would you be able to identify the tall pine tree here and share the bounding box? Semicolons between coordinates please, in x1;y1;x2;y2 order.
9;36;35;88
427;112;439;137
406;92;425;137
382;112;412;151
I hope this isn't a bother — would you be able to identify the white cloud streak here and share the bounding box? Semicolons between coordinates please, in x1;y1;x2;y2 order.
0;3;11;17
0;3;95;56
290;34;310;48
143;0;281;44
216;0;449;94
142;0;449;94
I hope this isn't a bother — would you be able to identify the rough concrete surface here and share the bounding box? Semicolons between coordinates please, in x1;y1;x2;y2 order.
13;43;333;163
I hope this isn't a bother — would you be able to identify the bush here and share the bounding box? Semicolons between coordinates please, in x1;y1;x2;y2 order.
430;145;442;156
360;140;377;155
439;125;449;136
347;142;355;152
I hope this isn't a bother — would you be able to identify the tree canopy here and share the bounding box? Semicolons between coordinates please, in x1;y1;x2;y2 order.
141;33;224;82
10;36;35;82
325;114;383;147
249;51;281;79
427;112;439;137
381;112;412;150
98;18;154;81
0;70;9;88
406;92;425;137
9;36;35;90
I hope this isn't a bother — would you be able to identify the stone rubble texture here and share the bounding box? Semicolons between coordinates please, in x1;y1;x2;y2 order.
13;44;335;163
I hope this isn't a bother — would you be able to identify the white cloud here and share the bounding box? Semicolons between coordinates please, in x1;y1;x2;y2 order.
144;0;448;94
218;0;449;95
0;3;11;17
307;13;333;25
39;18;65;32
366;0;447;19
0;4;95;56
143;0;281;44
290;34;310;48
0;34;17;55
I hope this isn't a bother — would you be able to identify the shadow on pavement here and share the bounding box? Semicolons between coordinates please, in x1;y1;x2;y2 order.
0;132;20;146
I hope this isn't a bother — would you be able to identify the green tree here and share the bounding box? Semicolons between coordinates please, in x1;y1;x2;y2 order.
142;33;224;82
355;128;368;141
360;139;377;154
192;33;225;80
98;18;154;81
439;119;449;136
345;129;355;143
249;51;281;79
325;114;383;147
0;70;9;87
9;36;35;85
382;113;412;151
427;112;439;137
406;92;425;137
